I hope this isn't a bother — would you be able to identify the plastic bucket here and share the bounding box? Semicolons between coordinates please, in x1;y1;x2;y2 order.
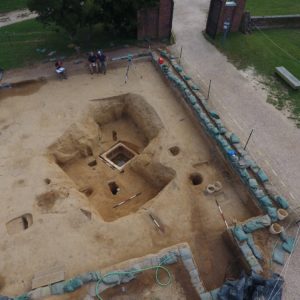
206;184;215;194
214;181;223;192
277;209;288;221
269;223;283;235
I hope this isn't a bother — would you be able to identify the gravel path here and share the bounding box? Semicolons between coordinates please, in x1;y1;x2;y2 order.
0;9;37;28
171;0;300;298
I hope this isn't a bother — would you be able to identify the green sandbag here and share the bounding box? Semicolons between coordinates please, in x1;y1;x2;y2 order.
259;196;273;208
230;133;240;144
209;111;220;119
267;207;278;222
239;169;251;180
174;65;183;73
274;196;289;209
273;246;285;265
248;178;258;189
160;50;168;57
187;95;197;105
243;215;271;233
14;295;29;300
232;226;248;242
253;189;265;199
282;238;296;254
257;168;269;182
183;75;191;81
63;278;84;293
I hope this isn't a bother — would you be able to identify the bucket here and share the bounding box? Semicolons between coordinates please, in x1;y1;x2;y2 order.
214;181;223;192
206;184;215;194
277;209;288;221
269;223;283;235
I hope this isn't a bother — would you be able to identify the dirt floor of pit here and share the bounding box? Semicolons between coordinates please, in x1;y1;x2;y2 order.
56;112;172;222
0;61;261;296
45;262;200;300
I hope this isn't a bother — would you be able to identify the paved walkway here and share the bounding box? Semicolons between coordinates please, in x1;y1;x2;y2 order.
0;9;37;28
171;0;300;298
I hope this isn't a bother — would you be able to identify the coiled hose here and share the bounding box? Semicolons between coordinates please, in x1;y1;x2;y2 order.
95;257;173;300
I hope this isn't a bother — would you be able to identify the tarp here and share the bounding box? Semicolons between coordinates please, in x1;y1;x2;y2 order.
218;272;284;300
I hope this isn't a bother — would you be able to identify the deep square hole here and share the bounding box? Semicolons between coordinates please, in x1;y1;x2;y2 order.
102;143;136;170
108;181;120;195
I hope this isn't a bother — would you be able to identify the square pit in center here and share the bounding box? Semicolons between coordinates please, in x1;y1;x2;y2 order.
101;142;137;171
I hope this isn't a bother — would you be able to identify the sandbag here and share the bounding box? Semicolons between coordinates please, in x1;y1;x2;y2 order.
274;196;289;209
257;168;269;182
243;215;271;233
282;237;296;254
63;278;84;293
259;196;273;208
273;246;285;265
267;207;278;222
232;226;248;242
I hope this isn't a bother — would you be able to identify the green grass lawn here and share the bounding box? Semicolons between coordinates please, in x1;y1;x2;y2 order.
0;0;28;13
0;20;73;69
211;29;300;123
0;19;135;70
246;0;300;16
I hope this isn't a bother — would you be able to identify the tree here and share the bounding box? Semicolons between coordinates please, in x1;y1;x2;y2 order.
100;0;159;36
27;0;159;39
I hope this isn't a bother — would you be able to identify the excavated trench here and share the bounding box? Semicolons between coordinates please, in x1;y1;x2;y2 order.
48;93;175;222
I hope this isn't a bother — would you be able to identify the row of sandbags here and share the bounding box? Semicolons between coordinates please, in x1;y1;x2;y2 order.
155;50;289;220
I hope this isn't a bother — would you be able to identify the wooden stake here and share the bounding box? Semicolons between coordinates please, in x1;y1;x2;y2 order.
215;199;229;229
113;192;142;208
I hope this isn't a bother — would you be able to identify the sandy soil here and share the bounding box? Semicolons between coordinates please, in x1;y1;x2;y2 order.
0;60;265;298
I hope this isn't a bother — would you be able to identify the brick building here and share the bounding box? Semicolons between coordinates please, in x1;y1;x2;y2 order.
206;0;246;38
137;0;174;40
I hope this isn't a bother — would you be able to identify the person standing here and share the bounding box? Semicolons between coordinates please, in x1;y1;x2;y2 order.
99;51;107;75
88;51;98;74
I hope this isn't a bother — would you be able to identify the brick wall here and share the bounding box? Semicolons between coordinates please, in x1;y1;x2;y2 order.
158;0;174;39
217;0;246;33
137;7;159;40
137;0;174;40
206;0;247;38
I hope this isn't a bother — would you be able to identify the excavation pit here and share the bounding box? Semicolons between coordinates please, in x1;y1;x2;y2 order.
189;172;203;186
6;214;33;235
108;181;120;195
101;142;136;171
169;146;180;156
1;61;266;296
50;94;175;222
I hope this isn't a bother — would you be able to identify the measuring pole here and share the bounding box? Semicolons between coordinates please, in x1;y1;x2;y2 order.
244;129;254;150
124;54;133;84
179;46;183;64
207;80;212;100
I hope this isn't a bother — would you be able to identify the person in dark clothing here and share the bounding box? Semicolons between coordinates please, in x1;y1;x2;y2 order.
88;51;98;74
97;51;107;75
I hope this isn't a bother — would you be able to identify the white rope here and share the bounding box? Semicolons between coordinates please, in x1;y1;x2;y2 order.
254;25;300;65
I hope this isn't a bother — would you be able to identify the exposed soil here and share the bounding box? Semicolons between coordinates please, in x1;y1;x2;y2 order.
0;79;46;101
101;262;199;300
0;61;266;297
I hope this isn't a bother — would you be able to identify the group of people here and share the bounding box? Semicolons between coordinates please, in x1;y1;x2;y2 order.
88;50;107;75
54;49;107;80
